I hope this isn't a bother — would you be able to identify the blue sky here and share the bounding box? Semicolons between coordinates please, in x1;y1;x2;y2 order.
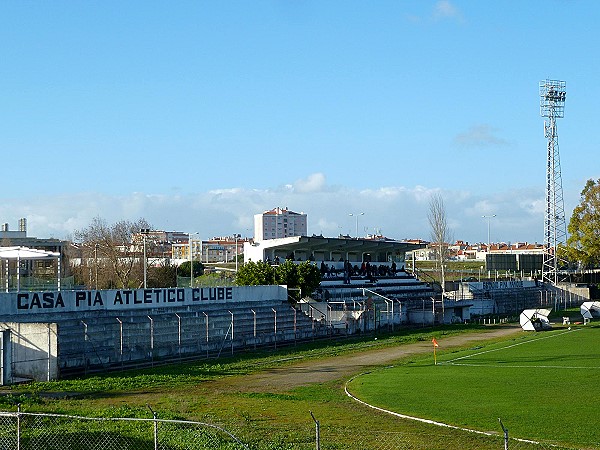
1;1;598;244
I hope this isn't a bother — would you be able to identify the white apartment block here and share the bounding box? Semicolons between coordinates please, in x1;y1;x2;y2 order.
254;207;307;242
172;236;247;264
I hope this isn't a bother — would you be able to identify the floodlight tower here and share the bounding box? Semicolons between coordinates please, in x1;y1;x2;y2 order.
539;79;567;285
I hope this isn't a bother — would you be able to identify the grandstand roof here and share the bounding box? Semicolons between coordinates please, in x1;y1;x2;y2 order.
0;246;60;259
245;235;425;263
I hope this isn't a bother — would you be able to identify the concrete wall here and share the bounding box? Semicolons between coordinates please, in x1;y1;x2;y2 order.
555;283;590;304
407;309;435;326
0;330;11;385
0;285;287;319
0;322;58;383
0;286;291;381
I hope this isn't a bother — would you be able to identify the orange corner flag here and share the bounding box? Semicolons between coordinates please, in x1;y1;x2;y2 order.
432;337;439;348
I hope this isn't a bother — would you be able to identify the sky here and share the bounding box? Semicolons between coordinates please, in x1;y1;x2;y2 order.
1;1;599;245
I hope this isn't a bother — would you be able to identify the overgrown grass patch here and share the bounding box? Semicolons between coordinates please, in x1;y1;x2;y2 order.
13;324;482;397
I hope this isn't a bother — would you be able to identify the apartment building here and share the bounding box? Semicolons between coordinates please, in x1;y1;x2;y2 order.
254;207;307;242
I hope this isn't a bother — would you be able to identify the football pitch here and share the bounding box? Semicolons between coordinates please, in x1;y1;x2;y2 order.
346;324;600;449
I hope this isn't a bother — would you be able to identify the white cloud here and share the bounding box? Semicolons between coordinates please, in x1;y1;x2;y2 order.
454;124;509;148
292;173;327;193
0;176;546;244
432;1;465;23
404;1;464;25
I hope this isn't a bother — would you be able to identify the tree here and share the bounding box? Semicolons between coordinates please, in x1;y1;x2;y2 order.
428;192;453;318
274;260;299;287
294;261;322;302
235;260;275;286
565;179;600;268
147;261;177;288
73;216;151;289
236;260;322;302
178;261;205;279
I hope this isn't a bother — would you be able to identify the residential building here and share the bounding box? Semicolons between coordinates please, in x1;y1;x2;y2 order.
254;207;307;242
171;239;203;261
171;235;248;264
133;230;190;258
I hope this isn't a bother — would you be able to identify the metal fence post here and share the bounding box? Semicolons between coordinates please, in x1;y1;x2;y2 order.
228;310;234;356
499;418;508;450
81;321;88;373
251;309;256;350
148;405;158;450
116;318;123;367
47;324;52;382
203;312;209;358
292;307;297;345
272;308;277;350
147;315;154;365
310;411;320;450
17;403;21;450
175;313;182;358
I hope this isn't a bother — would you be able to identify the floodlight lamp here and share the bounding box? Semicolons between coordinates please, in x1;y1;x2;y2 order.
540;79;566;118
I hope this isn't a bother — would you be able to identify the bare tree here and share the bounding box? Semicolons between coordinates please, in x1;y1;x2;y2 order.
428;192;453;321
73;216;151;289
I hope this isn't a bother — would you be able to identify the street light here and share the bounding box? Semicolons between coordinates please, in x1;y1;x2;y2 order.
189;232;198;288
481;215;496;250
94;243;99;290
234;234;241;272
140;229;150;289
349;212;364;238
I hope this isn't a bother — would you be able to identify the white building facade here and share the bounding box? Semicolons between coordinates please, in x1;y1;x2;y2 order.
254;207;307;242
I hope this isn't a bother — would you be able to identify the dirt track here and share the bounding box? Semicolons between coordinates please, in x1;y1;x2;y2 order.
226;326;523;393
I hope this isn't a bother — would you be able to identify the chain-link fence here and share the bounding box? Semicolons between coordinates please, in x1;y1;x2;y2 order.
240;422;576;450
0;410;582;449
0;410;249;450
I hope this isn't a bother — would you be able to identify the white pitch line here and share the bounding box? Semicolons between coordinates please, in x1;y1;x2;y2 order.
443;327;582;365
444;362;600;370
344;375;499;437
344;374;546;447
344;329;589;448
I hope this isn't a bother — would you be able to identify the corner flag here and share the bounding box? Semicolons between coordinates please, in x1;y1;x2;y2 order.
432;338;439;365
432;337;439;347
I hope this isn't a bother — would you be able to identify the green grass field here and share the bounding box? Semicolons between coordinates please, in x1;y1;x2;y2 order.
347;324;600;448
5;323;596;449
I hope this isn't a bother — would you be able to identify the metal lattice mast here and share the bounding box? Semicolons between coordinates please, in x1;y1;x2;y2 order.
539;79;567;285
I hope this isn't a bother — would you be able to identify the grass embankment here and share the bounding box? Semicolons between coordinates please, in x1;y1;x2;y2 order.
2;324;549;449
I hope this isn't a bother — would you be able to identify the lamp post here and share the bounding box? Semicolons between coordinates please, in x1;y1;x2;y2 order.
94;243;98;290
482;215;496;250
189;232;198;288
234;234;241;272
140;229;150;288
349;212;364;238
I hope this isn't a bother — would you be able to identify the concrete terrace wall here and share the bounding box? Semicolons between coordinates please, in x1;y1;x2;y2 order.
0;286;335;380
0;285;287;318
0;322;58;382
